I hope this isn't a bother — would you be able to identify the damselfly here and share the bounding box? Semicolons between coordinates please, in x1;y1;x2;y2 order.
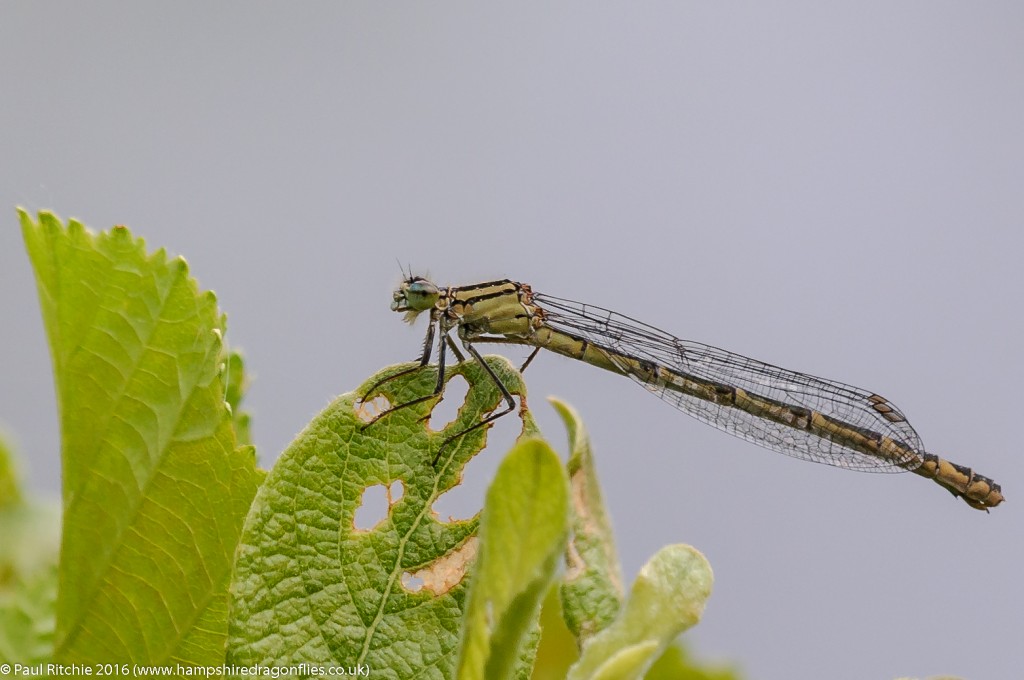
362;277;1003;511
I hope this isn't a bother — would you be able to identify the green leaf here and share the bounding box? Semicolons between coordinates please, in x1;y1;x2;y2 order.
0;435;60;665
456;437;570;680
20;210;261;664
550;397;624;644
530;585;579;680
568;545;713;680
228;357;532;679
223;350;254;448
643;643;741;680
0;432;23;509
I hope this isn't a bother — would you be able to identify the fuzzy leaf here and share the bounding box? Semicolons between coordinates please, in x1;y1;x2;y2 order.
550;397;624;645
568;545;713;680
456;438;570;680
228;357;533;679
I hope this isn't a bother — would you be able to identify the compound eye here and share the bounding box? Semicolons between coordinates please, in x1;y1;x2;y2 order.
400;279;440;312
408;280;439;298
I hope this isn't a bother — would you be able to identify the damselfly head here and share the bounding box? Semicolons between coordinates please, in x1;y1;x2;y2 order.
391;276;440;323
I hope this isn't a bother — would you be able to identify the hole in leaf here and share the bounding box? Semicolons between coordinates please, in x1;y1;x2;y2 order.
427;374;469;431
354;484;389;530
432;396;521;521
389;480;404;504
402;572;424;593
355;395;391;424
401;537;478;596
431;482;476;523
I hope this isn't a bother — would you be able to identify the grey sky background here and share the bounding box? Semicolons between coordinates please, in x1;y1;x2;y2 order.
2;3;1021;678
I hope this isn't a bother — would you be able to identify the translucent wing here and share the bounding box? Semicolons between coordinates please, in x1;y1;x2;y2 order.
534;292;923;472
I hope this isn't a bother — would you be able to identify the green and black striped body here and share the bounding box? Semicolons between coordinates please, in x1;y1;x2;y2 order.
392;277;1003;511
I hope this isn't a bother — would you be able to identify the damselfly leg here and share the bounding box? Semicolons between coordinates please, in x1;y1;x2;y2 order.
359;320;518;467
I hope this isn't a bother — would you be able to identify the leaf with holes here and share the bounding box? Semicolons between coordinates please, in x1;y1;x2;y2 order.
228;357;534;678
21;210;261;664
